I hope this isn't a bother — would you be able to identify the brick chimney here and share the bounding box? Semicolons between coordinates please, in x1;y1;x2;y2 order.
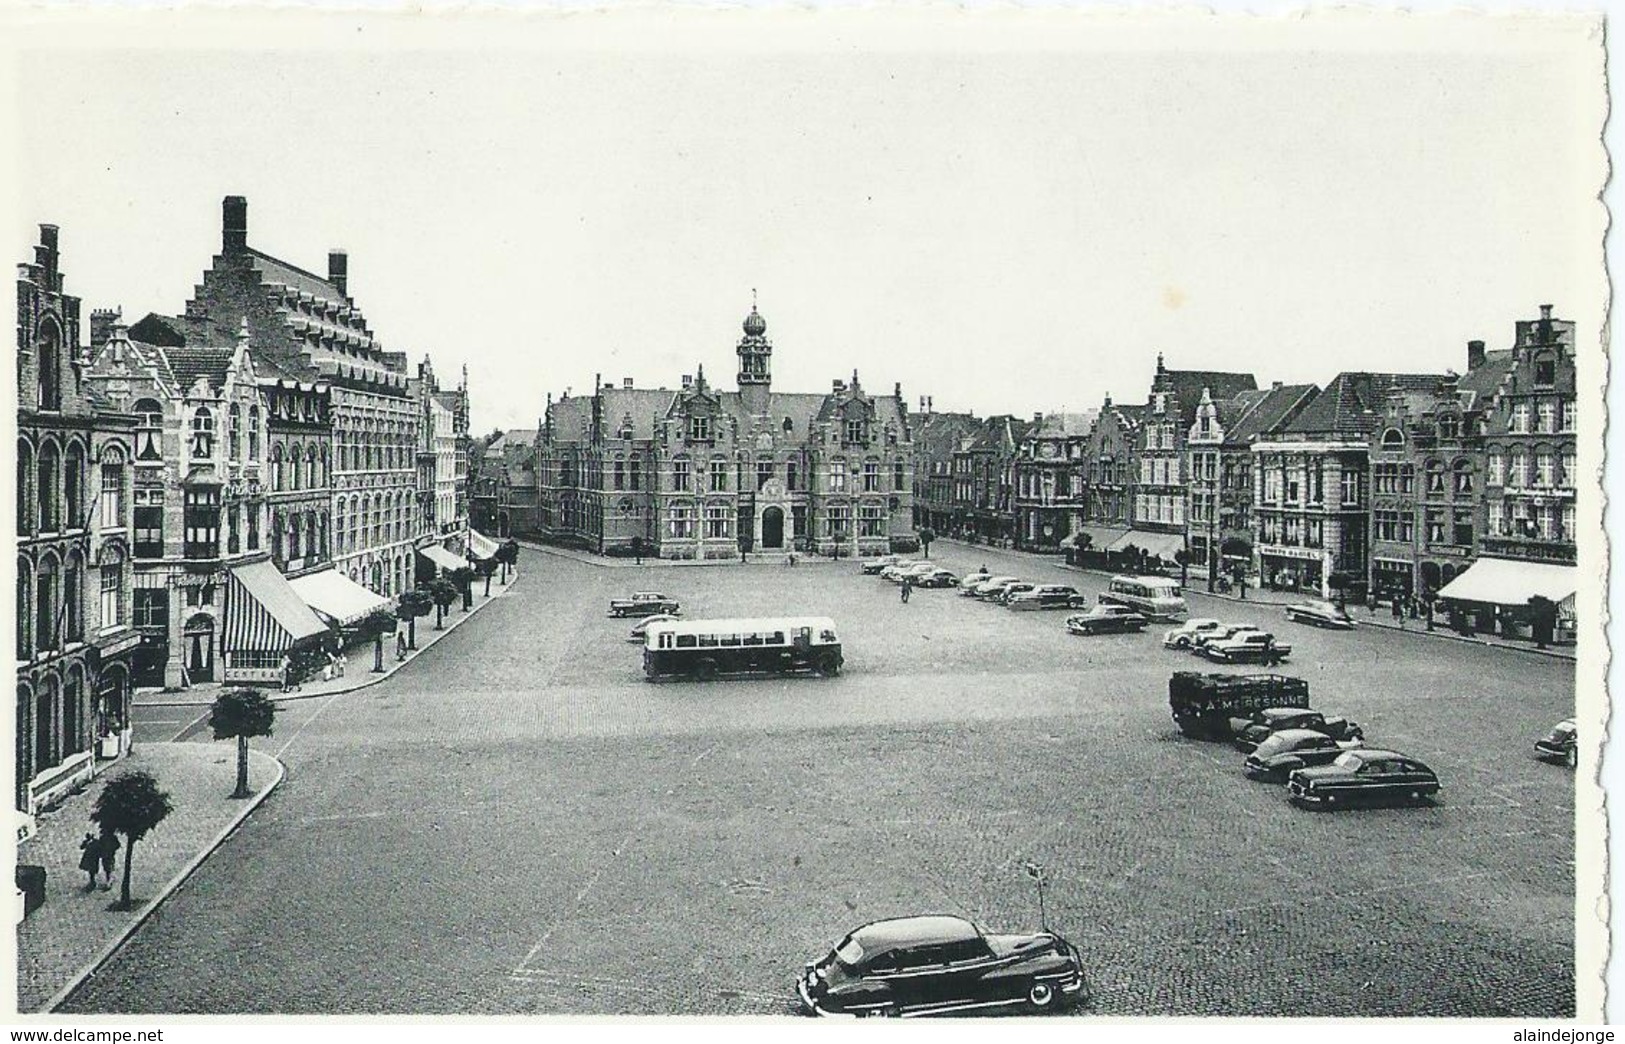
681;374;692;389
832;379;845;393
89;307;122;347
1467;340;1486;371
623;377;633;389
328;250;348;297
223;196;248;253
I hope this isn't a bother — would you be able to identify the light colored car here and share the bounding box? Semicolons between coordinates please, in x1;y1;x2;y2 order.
971;576;1024;600
1284;599;1356;630
887;562;939;584
1202;631;1291;664
914;568;959;589
1007;584;1086;611
626;613;680;643
957;572;993;594
861;554;904;576
1191;623;1261;650
1162;618;1226;649
878;560;922;581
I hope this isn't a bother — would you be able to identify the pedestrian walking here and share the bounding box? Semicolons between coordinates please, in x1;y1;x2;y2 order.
741;548;748;564
78;831;101;892
337;652;348;678
279;653;293;694
396;631;408;662
1391;595;1404;628
97;829;120;891
900;577;912;603
322;652;336;683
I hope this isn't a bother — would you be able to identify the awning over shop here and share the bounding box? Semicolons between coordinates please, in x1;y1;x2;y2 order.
417;545;466;572
289;568;394;628
1068;525;1129;551
467;530;501;560
1437;558;1578;607
224;560;329;653
1107;530;1186;561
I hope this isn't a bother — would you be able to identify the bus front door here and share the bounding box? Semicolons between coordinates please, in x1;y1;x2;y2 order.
792;627;811;664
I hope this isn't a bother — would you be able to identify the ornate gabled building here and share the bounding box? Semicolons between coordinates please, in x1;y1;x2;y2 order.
1013;410;1098;552
537;303;915;559
1077;396;1143;550
156;196;419;599
16;226;140;814
949;415;1032;547
909;404;978;536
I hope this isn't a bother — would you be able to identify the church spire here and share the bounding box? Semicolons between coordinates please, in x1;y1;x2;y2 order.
737;293;772;415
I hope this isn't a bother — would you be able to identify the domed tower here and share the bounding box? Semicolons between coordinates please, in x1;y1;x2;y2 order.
737;293;772;416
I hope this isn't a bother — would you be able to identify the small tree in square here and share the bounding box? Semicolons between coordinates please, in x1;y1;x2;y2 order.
496;538;520;582
397;588;434;649
476;556;498;598
92;770;174;911
209;688;277;799
429;576;459;629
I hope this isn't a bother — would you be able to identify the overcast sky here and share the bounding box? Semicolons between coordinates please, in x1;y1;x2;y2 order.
8;12;1604;433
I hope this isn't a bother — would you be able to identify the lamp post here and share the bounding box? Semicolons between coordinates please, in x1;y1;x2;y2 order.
1023;860;1049;932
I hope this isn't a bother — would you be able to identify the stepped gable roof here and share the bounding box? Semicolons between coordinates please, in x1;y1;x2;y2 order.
248;249;348;306
159;345;236;393
1154;368;1258;423
1227;384;1319;444
1283;372;1445;438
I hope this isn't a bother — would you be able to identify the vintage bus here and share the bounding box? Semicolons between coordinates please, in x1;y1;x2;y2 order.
1098;575;1188;621
643;616;843;681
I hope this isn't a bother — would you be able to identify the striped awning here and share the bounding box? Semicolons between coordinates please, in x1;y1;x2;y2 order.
467;530;501;560
289;569;393;628
1107;530;1186;561
224;560;329;655
417;545;466;572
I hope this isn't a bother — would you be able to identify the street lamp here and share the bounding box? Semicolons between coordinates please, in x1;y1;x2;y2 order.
1023;860;1049;931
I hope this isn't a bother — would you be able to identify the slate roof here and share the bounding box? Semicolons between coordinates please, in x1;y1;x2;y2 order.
161;347;236;392
1156;369;1258;425
1283;372;1447;438
248;250;348;306
602;387;680;441
1456;348;1516;407
1227;384;1319;444
1031;409;1100;439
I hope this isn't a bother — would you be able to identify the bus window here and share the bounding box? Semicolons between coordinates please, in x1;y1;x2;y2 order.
741;633;764;647
658;633;674;650
720;634;739;647
698;634;719;647
820;629;837;643
767;631;784;645
676;634;698;648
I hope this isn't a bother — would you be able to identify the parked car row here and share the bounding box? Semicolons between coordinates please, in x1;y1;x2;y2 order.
1161;618;1291;664
1167;671;1438;810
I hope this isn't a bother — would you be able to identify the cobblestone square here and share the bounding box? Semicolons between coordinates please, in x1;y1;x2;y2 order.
66;545;1574;1016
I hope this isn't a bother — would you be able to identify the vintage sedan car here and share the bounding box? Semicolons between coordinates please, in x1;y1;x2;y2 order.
1232;708;1365;753
1201;631;1290;664
1162;618;1225;650
995;582;1039;605
625;613;680;643
1065;604;1149;635
607;592;682;618
957;572;993;593
798;914;1088;1018
1283;599;1356;630
1288;750;1440;809
1007;584;1086;611
878;560;923;581
887;562;940;584
861;554;905;575
913;568;959;589
1244;729;1361;782
1190;623;1261;651
1535;718;1578;768
969;576;1023;600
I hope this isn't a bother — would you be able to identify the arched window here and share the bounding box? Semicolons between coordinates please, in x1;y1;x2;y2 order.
63;441;85;530
38;441;60;532
288;511;302;560
191;406;215;459
16;562;32;660
1437;412;1460;439
1452;459;1474;496
100;446;126;531
100;545;124;628
228;402;242;460
270;513;285;566
290;442;304;490
1424;459;1445;495
270;443;285;492
305;513;318;560
1510;449;1530;487
132;398;164;461
63;668;83;757
17;440;33;537
320;444;330;487
36;318;62;411
307;445;320;488
36;553;60;653
64;550;84;643
35;675;57;772
318;512;329;559
247;404;261;461
1380;428;1404;447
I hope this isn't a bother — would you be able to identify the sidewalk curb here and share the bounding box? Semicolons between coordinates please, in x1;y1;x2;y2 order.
517;539;857;569
39;751;288;1014
134;571;520;709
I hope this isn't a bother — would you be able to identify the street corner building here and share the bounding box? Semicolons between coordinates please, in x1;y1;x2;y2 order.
16;225;141;815
536;303;916;560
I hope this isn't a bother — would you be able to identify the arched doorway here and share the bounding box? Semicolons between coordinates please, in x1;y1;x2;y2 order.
761;506;785;550
34;675;56;773
184;613;215;682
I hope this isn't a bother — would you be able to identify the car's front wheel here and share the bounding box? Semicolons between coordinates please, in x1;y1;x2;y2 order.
1028;982;1056;1010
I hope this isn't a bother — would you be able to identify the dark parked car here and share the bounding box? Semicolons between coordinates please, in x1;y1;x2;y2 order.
1535;718;1577;768
607;592;682;618
1201;630;1291;665
1288;750;1440;809
1244;728;1360;782
1232;707;1364;752
1006;584;1084;611
798;914;1088;1018
1065;604;1149;635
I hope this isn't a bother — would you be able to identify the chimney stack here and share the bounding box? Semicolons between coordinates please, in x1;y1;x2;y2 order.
927;396;933;412
1467;340;1486;371
681;374;692;389
833;379;845;393
223;196;248;253
623;377;633;390
328;250;348;297
1272;380;1283;390
89;308;122;347
1033;411;1045;425
1540;304;1553;321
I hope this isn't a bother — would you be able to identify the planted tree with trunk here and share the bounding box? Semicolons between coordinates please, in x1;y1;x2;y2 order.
91;770;173;911
918;527;935;559
397;588;433;649
476;556;498;597
209;688;276;799
1526;595;1559;650
429;576;459;628
1326;570;1354;609
496;538;520;582
449;566;476;611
